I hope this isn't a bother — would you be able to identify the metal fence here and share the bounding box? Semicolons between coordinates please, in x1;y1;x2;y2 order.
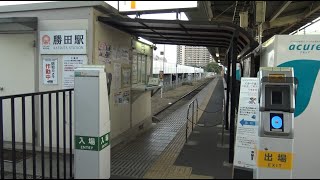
0;89;74;179
185;99;199;143
162;77;191;91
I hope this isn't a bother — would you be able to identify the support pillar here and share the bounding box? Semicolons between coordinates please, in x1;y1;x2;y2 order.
229;32;239;164
225;51;231;131
74;66;110;179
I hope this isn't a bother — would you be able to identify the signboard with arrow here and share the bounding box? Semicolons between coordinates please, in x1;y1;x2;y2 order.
233;78;259;170
240;119;256;126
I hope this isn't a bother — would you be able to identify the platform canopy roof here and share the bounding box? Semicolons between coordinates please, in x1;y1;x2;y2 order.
99;15;258;64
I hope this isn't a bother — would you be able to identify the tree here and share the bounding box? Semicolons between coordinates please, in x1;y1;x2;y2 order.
204;62;221;73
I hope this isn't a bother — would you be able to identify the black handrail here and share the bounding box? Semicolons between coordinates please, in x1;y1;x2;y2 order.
0;88;74;99
186;98;198;143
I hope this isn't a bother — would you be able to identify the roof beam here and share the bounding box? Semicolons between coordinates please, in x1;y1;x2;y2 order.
158;43;229;48
280;1;320;34
142;35;246;47
138;21;172;43
265;12;304;29
147;36;230;41
97;15;257;52
149;37;245;48
213;2;235;21
153;40;229;46
102;24;234;33
269;1;292;22
99;15;237;27
0;17;37;24
133;31;233;38
153;40;229;45
178;23;195;44
152;39;243;51
232;1;239;23
203;1;213;21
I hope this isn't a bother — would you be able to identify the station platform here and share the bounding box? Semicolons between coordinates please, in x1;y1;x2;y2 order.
111;76;232;179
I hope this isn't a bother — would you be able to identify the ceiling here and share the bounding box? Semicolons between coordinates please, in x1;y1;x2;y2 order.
185;1;320;63
98;16;257;65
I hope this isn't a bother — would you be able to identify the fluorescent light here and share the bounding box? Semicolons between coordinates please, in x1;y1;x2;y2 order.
312;17;320;23
299;23;311;30
138;37;153;46
216;53;219;57
128;15;135;19
127;12;189;21
289;31;296;35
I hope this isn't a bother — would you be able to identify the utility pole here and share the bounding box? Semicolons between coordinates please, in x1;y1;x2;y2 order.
163;44;165;72
161;44;165;98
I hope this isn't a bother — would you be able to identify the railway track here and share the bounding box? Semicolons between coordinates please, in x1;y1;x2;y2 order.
152;77;214;122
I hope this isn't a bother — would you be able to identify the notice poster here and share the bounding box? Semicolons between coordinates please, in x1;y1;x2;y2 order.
113;63;121;90
132;52;138;83
122;90;130;104
111;46;118;61
63;55;88;89
122;67;131;88
132;52;137;64
43;57;58;85
98;41;111;64
132;64;138;84
119;48;129;63
114;91;123;104
114;90;130;105
233;78;259;169
116;49;121;62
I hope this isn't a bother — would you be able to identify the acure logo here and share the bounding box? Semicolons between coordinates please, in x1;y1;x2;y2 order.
288;43;320;51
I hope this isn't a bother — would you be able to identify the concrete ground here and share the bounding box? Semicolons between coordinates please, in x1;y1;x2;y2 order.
1;152;72;179
142;76;232;179
174;77;233;179
110;78;218;179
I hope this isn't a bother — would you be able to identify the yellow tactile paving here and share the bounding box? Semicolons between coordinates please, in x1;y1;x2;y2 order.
167;166;192;176
144;170;169;179
189;174;215;179
144;78;219;179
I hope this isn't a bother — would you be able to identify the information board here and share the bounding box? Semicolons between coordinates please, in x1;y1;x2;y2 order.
233;78;259;169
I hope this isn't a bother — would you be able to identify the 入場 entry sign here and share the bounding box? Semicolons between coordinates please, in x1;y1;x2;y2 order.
75;133;110;151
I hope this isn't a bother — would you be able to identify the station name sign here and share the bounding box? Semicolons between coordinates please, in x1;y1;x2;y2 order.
40;30;87;54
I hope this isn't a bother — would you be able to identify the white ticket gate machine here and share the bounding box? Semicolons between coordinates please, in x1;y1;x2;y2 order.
74;65;110;179
255;67;298;179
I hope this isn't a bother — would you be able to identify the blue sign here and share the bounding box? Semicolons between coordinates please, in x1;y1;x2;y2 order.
240;119;256;126
271;116;283;129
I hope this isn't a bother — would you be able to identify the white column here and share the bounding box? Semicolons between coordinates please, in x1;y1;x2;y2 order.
74;65;110;179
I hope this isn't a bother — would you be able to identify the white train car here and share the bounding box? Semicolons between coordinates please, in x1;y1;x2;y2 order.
259;35;320;178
